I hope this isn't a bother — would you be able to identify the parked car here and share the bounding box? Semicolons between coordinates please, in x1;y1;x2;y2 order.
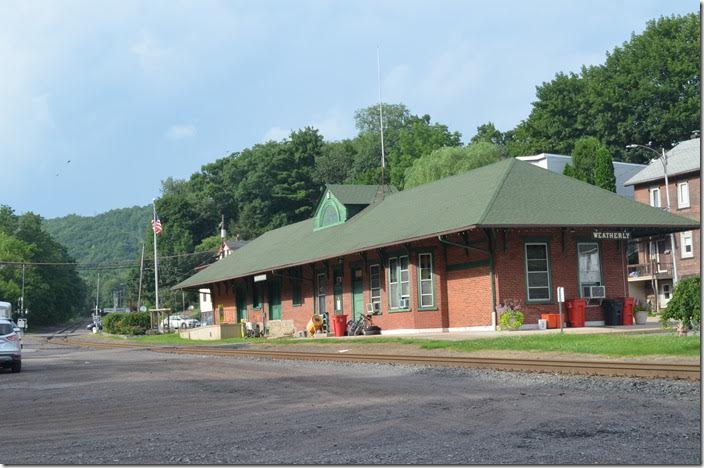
0;318;22;372
160;315;200;330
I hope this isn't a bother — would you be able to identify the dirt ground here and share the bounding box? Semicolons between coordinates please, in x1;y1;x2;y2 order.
1;333;700;464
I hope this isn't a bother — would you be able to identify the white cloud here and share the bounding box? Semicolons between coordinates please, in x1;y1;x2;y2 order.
262;126;290;142
165;124;196;140
310;110;355;141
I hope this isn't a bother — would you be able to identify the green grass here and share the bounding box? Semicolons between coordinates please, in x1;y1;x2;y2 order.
98;332;700;357
410;333;701;357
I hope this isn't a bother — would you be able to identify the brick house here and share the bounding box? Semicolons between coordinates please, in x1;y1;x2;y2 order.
174;159;697;334
623;138;700;310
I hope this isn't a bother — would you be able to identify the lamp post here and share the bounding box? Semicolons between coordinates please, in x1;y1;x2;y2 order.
626;144;679;287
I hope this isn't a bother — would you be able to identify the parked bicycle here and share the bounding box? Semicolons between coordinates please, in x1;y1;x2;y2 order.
346;313;381;336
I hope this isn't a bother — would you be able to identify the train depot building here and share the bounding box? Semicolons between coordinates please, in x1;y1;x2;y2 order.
174;159;698;335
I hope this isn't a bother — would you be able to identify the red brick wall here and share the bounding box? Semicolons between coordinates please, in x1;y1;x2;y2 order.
208;227;629;331
494;228;628;324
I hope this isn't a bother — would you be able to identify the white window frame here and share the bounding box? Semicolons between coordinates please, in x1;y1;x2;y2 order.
577;242;602;299
524;242;551;303
677;182;690;209
369;264;381;306
649;187;661;208
316;273;327;315
417;252;435;309
680;231;694;259
388;255;410;309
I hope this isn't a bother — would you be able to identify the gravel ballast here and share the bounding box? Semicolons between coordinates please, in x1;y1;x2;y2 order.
1;335;700;464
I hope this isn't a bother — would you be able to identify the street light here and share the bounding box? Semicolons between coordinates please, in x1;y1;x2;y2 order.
626;144;679;286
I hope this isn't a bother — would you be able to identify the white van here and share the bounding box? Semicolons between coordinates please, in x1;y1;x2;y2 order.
0;318;21;373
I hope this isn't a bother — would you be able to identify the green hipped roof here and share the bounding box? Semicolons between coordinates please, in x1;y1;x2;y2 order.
326;184;397;205
173;159;699;290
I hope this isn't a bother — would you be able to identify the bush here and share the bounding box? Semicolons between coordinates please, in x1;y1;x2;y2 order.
499;310;524;331
103;312;150;335
660;276;700;330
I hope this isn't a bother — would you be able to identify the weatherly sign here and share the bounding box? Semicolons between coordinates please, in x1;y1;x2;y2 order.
592;230;631;240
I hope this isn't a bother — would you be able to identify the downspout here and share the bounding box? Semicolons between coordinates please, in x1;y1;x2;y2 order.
437;232;498;331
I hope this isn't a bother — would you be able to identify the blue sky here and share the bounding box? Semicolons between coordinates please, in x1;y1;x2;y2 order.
0;0;697;219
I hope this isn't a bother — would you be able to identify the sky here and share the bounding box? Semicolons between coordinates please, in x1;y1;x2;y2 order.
0;0;697;219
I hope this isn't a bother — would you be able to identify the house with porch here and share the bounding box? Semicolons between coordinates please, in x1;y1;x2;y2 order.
623;138;700;310
173;158;697;335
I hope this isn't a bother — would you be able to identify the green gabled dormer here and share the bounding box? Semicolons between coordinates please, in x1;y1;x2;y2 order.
313;184;397;230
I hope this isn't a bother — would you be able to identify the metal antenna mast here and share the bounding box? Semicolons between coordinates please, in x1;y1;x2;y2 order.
377;47;386;189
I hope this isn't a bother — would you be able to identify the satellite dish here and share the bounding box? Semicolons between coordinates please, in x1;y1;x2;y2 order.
139;305;147;312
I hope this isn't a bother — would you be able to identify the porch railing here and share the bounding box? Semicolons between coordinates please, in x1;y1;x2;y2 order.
627;262;673;279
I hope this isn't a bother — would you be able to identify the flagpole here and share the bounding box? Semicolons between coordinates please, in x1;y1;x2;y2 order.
137;241;145;311
152;200;159;310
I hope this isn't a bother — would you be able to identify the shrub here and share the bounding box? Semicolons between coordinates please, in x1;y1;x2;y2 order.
660;276;701;330
499;310;524;331
103;312;150;335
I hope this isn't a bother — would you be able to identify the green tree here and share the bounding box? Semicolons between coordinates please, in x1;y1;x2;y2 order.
660;276;701;330
593;145;617;192
471;122;507;146
563;136;609;186
403;142;506;189
507;13;699;162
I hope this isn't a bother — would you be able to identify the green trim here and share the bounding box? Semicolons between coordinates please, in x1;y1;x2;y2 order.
369;263;382;315
387;308;411;313
313;191;348;230
523;240;553;304
446;258;491;271
416;250;436;310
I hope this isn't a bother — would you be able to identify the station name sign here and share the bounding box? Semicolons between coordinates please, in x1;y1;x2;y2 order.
592;230;631;240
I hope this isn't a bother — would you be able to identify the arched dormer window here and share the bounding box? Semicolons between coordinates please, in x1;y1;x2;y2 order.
322;204;340;226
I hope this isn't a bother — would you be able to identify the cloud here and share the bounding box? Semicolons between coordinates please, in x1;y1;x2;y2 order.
165;124;196;140
310;110;355;141
262;126;290;142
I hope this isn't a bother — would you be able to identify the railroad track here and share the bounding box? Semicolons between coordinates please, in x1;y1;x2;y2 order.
60;338;700;381
45;320;91;340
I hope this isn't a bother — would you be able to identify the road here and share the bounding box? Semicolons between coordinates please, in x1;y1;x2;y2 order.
1;334;700;464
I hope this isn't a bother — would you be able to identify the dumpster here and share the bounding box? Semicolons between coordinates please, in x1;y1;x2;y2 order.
565;298;587;328
332;314;348;337
602;299;623;326
621;297;635;325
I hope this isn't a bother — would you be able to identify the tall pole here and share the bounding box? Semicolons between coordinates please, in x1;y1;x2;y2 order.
137;241;145;311
20;263;25;314
152;201;160;310
95;272;100;316
660;148;679;286
377;47;386;187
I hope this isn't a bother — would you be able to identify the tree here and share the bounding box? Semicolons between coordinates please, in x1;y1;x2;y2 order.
563;136;614;188
403;142;506;189
593;145;617;192
470;122;507;146
660;276;701;331
507;13;699;162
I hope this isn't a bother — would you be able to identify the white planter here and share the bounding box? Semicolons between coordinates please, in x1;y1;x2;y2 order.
634;310;648;325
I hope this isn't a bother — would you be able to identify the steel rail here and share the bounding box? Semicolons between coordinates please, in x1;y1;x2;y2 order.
60;338;700;380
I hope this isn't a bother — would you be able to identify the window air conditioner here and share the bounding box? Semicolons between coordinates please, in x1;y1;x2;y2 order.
399;298;410;309
367;302;381;314
588;285;606;299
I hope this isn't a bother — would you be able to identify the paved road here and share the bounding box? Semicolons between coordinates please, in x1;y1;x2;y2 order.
1;334;700;464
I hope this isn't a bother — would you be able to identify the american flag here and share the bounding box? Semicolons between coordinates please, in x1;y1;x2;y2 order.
151;215;163;235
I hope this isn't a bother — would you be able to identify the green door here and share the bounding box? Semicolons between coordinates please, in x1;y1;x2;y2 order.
352;267;364;321
236;285;247;323
268;279;282;320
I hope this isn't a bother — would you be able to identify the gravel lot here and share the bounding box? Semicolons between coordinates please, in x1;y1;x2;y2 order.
1;335;700;464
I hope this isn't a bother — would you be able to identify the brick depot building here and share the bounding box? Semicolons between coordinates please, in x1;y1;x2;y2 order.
174;159;698;334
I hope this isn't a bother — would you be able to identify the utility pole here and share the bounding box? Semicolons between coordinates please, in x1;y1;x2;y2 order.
137;241;145;311
95;272;100;317
20;263;25;315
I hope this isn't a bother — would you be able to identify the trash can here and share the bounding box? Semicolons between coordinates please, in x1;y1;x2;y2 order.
621;297;635;326
565;298;587;328
602;299;623;326
333;314;348;337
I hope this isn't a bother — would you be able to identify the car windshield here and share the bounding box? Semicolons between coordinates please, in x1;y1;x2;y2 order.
0;323;14;335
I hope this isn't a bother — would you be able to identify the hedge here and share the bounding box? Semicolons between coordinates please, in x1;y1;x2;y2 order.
103;312;150;335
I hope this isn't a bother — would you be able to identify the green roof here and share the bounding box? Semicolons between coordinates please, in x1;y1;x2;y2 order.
325;184;396;205
174;159;699;290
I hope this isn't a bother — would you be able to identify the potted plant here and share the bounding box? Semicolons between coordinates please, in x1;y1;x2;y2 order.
633;302;649;325
497;299;525;331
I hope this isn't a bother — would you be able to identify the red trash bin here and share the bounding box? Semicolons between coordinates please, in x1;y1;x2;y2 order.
621;297;635;325
333;314;348;337
566;298;586;328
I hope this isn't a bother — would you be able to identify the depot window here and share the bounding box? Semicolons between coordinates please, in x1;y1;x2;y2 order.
388;255;409;309
577;242;602;298
524;242;551;303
